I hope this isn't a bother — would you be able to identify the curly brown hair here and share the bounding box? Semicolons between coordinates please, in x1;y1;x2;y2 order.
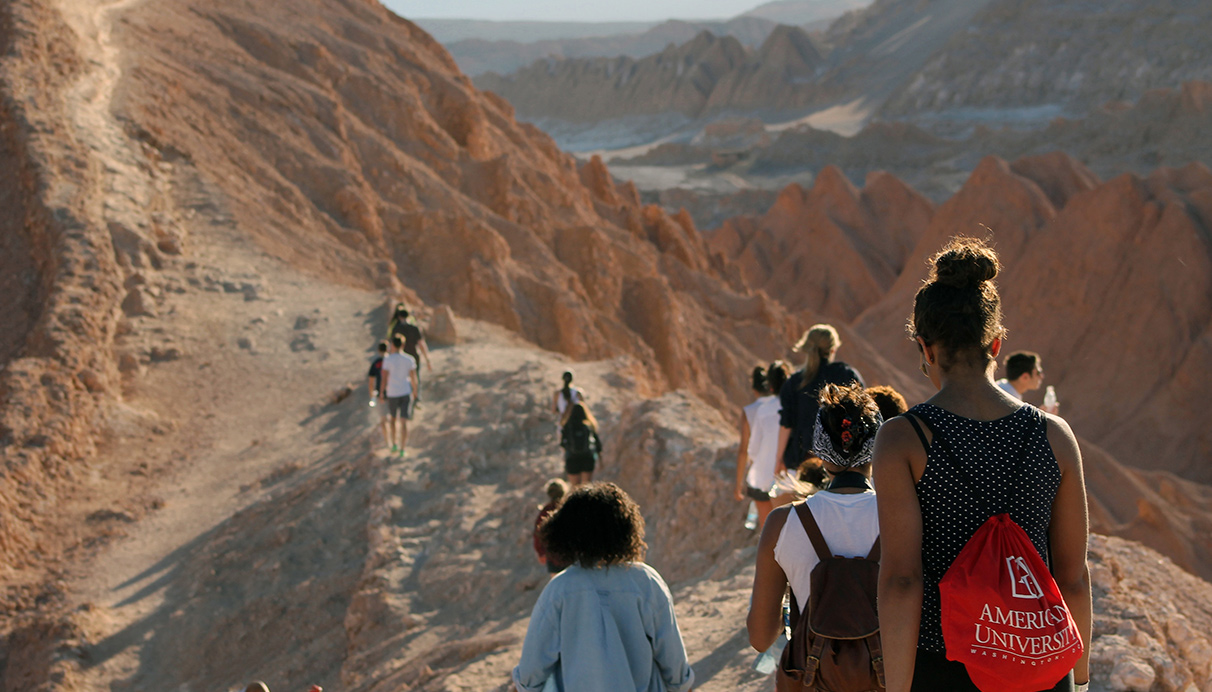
866;385;908;420
540;482;647;568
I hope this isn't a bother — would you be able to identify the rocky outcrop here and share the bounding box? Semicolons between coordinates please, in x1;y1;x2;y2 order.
1088;534;1212;692
475;25;831;123
0;0;126;563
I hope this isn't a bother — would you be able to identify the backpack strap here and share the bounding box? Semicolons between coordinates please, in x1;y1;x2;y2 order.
867;632;886;688
902;413;931;454
793;503;833;559
805;634;827;687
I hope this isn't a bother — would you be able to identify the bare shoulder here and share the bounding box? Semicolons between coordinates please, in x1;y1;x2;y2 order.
1043;411;1082;473
759;504;793;546
874;415;925;456
766;504;792;530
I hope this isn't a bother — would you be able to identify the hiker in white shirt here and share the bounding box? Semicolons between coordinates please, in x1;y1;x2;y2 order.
380;334;418;458
995;350;1057;413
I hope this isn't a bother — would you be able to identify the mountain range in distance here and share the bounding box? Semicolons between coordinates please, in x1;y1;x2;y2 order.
471;0;1212;154
405;0;873;76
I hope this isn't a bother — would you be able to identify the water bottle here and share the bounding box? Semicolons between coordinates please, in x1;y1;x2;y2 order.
753;632;787;674
744;501;758;530
1043;386;1058;411
369;391;378;407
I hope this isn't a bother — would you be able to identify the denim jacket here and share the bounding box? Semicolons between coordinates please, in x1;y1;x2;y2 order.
512;563;695;692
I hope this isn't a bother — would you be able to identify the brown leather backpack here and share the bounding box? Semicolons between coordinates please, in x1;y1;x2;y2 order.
776;503;886;692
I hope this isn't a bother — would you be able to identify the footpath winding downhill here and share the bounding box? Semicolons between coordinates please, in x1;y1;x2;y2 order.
28;4;769;690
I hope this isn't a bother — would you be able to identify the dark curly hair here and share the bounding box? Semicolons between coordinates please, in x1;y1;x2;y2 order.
908;236;1006;371
866;385;908;420
540;482;646;568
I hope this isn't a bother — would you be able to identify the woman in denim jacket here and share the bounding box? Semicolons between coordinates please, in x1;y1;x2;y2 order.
512;483;695;692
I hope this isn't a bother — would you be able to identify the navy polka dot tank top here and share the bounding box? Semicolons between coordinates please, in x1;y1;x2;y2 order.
908;403;1060;653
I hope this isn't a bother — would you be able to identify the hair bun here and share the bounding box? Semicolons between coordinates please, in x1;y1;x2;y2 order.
931;237;1000;289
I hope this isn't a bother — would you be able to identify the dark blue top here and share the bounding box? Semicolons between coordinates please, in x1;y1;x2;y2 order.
777;361;864;469
368;356;384;391
907;403;1060;653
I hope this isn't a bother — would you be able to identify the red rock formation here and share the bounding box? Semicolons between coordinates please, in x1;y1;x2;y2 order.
708;165;933;319
109;0;805;410
853;153;1212;485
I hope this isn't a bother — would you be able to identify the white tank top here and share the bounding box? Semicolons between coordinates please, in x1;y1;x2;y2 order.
774;490;879;614
744;395;781;490
556;386;582;414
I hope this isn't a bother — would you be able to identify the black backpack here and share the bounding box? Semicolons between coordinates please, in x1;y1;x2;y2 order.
777;503;885;692
565;422;596;456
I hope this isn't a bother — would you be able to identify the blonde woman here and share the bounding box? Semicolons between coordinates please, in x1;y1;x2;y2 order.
775;325;865;480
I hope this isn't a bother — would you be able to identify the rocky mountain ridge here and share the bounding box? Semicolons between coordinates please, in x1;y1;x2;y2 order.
880;0;1212;121
444;17;779;78
476;0;1212;152
475;25;832;123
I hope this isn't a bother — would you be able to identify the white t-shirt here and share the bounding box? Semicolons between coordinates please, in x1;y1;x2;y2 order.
774;490;879;614
556;386;582;414
744;395;781;491
382;352;417;397
996;378;1021;399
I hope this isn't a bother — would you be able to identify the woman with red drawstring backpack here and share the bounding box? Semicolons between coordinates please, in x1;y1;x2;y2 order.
872;237;1091;692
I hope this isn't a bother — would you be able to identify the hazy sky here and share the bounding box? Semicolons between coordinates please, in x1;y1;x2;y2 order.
383;1;766;22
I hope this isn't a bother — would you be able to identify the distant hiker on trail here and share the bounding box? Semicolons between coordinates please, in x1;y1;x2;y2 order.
873;237;1090;691
367;340;389;448
748;383;883;687
735;361;789;529
560;403;602;486
551;370;584;425
380;334;418;458
996;350;1059;413
533;478;569;573
513;482;695;692
867;384;909;420
775;324;865;483
387;304;432;401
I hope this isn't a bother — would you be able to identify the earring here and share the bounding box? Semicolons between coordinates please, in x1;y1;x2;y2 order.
920;359;930;378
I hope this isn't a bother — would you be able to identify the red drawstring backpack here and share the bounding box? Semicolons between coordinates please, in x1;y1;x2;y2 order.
912;413;1083;692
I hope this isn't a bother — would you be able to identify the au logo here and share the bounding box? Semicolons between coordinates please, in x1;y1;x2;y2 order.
1006;556;1044;599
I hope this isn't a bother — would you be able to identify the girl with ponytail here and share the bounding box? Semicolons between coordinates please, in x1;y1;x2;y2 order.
774;324;865;479
552;370;585;425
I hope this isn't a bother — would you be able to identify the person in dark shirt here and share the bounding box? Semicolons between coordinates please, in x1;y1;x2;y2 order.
388;305;433;404
776;324;864;479
367;340;389;448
